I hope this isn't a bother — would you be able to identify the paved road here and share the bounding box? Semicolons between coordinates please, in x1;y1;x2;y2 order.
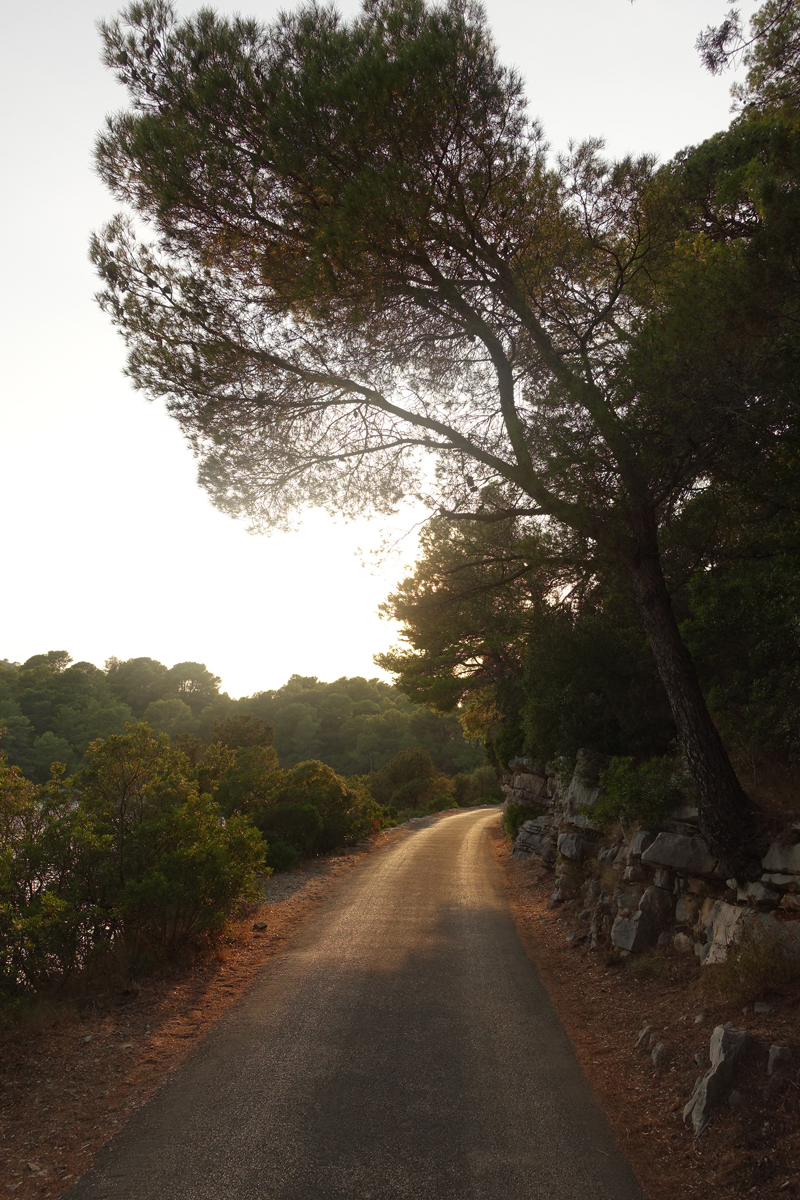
65;809;646;1200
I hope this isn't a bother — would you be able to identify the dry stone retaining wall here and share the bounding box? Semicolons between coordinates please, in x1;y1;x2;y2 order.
503;755;800;964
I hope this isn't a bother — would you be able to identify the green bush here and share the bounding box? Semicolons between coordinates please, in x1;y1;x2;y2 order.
369;747;453;811
264;839;302;872
594;755;690;828
0;725;267;1007
251;802;324;857
503;802;533;841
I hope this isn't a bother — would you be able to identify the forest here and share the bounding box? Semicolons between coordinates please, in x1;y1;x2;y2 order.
0;653;496;1009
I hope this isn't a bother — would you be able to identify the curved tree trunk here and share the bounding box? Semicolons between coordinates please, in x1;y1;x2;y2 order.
624;512;765;878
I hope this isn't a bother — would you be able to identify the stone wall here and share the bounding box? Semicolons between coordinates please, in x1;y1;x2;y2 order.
503;758;800;964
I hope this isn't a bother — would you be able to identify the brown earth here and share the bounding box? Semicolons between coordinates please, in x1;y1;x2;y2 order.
1;811;798;1200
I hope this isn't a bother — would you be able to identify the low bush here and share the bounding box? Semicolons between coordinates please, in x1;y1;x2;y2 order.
0;726;267;1011
503;802;532;841
704;922;800;1005
264;839;302;872
593;755;691;829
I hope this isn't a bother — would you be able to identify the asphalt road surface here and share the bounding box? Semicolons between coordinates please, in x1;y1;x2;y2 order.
65;808;647;1200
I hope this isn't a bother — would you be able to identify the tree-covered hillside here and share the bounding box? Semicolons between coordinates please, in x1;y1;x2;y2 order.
0;653;483;782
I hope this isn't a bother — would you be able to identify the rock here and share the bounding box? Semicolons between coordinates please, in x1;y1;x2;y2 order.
562;755;601;812
623;863;648;883
557;832;584;861
702;901;746;965
781;894;800;912
639;885;675;927
657;931;672;947
693;1012;705;1025
683;1024;750;1135
675;894;699;925
653;867;672;890
635;1022;655;1048
82;1034;94;1044
611;909;656;953
627;828;656;861
761;840;800;875
651;1042;667;1067
728;1090;743;1108
767;1045;793;1075
737;881;780;905
253;921;268;931
762;872;799;887
753;1001;772;1015
642;832;722;878
673;932;693;954
616;886;645;914
694;1051;705;1067
612;844;627;868
507;757;540;774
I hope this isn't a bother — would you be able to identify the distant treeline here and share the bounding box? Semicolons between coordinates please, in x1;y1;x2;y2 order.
0;653;484;782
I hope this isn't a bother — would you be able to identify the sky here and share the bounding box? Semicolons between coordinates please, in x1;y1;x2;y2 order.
0;0;759;698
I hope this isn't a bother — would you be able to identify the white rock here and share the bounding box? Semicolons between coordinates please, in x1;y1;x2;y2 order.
703;902;746;966
761;841;800;874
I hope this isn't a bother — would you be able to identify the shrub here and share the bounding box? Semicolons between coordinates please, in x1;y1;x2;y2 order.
369;747;448;810
704;922;800;1005
503;802;532;841
593;755;690;828
251;802;324;857
264;839;301;872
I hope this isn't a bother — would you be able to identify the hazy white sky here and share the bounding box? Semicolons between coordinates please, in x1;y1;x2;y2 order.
0;0;758;697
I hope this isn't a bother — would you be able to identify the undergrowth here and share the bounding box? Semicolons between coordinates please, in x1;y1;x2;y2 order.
703;923;800;1005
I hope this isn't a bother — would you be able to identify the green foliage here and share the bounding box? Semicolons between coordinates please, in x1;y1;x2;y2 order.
524;597;675;768
250;802;324;859
369;747;452;812
452;765;502;806
0;727;266;1008
264;840;302;873
594;756;690;829
1;656;481;786
682;553;800;767
503;802;533;842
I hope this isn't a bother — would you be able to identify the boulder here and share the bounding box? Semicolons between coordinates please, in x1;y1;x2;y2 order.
762;872;800;887
736;881;779;905
762;841;800;875
673;932;693;954
639;885;675;928
767;1045;793;1075
703;901;746;965
557;832;584;861
507;757;541;775
627;828;656;861
651;1042;667;1067
616;886;645;914
641;832;722;878
675;894;699;925
683;1024;750;1135
611;909;656;953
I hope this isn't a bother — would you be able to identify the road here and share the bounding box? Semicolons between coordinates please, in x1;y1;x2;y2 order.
64;808;646;1200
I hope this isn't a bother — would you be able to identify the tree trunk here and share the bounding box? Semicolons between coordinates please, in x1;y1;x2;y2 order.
624;513;765;879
